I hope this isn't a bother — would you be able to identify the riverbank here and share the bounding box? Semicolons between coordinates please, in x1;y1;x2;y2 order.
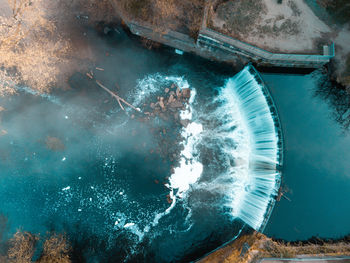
199;232;350;263
0;0;347;94
1;1;350;262
111;0;349;88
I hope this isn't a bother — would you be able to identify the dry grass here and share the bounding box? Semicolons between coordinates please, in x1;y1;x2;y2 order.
211;0;267;39
4;231;72;263
0;0;71;94
7;231;38;263
37;234;71;263
0;0;116;96
199;232;350;263
117;0;205;37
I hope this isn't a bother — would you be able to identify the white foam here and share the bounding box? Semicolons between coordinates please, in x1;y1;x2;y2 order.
213;66;281;230
168;87;204;197
62;186;70;191
124;222;135;228
175;49;184;55
131;74;190;107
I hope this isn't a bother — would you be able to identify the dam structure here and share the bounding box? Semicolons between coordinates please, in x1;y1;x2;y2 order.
115;5;334;69
225;65;283;231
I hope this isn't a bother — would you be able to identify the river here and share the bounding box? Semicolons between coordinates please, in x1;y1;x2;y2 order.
262;73;350;241
0;25;349;262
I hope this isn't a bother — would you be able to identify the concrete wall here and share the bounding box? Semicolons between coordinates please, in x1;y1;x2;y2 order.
127;21;248;66
127;20;334;68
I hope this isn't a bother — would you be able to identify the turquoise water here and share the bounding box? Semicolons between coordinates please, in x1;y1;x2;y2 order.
0;23;349;262
0;26;251;262
262;73;350;241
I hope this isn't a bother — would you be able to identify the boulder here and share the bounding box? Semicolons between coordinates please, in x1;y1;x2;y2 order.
180;119;190;127
168;100;183;108
182;88;191;98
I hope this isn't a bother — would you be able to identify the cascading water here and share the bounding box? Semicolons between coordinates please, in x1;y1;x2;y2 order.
216;65;283;230
130;64;282;232
0;57;282;261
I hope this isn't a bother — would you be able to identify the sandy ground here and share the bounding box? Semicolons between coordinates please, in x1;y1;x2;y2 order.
0;0;11;17
211;0;350;87
212;0;332;54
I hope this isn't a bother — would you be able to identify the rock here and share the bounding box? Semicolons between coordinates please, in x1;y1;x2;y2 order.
182;88;191;98
159;113;168;121
165;88;169;93
176;87;181;98
159;97;165;109
45;136;65;151
180;119;190;127
104;27;111;34
166;194;173;204
167;94;175;104
169;100;183;108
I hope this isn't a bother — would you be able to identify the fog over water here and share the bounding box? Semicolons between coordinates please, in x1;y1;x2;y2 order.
0;23;349;263
0;26;249;262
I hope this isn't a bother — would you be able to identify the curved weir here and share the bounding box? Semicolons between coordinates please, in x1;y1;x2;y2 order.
227;65;283;230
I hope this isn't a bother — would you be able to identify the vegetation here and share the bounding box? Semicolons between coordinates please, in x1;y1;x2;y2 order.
315;69;350;130
199;232;350;263
317;0;350;24
0;213;71;263
0;0;115;96
117;0;205;38
2;231;71;263
0;0;70;95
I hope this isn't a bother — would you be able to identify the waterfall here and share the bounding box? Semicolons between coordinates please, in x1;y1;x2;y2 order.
122;66;282;237
225;65;283;230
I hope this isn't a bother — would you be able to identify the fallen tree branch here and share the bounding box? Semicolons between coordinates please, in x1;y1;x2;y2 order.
95;80;141;113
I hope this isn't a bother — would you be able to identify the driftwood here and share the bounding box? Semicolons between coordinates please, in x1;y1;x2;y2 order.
95;80;141;113
86;73;93;79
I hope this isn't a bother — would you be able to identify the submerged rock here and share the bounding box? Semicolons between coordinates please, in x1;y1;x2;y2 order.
182;88;191;98
45;136;65;151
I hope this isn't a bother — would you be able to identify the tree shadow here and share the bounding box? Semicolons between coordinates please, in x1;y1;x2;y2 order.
313;69;350;130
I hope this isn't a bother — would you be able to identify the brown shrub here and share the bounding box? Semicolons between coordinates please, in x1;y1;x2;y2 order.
37;234;71;263
7;231;38;263
0;0;70;94
118;0;205;37
5;231;71;263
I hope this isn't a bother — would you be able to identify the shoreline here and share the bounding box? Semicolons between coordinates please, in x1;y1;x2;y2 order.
110;0;349;90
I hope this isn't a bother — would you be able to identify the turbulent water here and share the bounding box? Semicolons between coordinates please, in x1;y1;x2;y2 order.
0;27;282;262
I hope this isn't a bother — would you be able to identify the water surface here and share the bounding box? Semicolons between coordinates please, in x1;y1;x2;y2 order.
262;73;350;241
